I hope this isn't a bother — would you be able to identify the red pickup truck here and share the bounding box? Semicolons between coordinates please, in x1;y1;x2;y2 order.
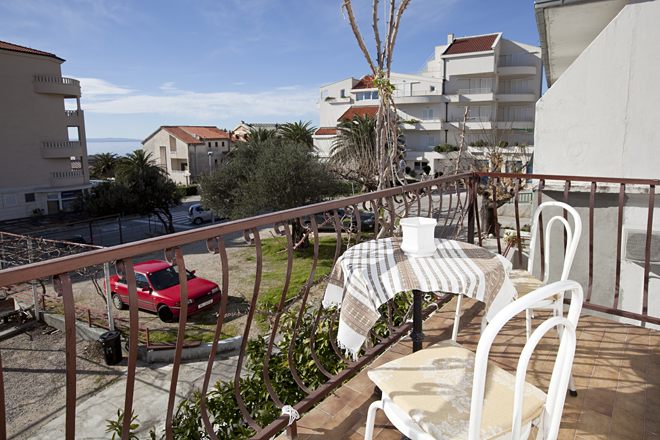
109;260;221;322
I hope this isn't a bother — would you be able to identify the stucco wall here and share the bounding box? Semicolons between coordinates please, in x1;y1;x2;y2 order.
0;50;89;220
534;1;660;179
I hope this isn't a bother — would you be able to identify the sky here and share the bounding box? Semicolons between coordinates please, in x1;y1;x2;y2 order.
1;0;543;143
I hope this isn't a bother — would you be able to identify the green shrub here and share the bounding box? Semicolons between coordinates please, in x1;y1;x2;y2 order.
178;185;199;196
434;143;458;153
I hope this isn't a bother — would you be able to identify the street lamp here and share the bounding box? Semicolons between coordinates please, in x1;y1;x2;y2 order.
207;151;213;173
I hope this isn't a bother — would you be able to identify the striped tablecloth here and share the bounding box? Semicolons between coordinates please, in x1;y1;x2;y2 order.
323;237;515;358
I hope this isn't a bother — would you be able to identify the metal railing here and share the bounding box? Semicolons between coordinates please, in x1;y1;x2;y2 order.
0;172;658;439
457;88;493;95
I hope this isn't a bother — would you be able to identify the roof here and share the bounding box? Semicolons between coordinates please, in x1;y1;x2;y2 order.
535;0;626;86
442;34;498;55
133;260;172;274
0;40;64;61
352;75;375;89
314;127;337;136
143;126;230;145
338;106;379;121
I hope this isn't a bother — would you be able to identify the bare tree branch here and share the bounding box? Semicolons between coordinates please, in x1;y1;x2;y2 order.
372;0;383;67
342;0;377;74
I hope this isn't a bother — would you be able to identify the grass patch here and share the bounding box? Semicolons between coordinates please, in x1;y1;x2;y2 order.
256;235;341;314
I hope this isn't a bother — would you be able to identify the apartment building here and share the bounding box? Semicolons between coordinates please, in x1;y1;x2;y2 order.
314;33;542;174
142;126;232;184
0;40;90;221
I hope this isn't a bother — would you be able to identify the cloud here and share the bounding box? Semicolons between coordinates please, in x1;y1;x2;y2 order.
77;77;133;96
80;78;317;121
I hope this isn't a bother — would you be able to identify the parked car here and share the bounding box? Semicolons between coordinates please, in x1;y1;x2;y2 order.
188;203;218;225
306;209;376;232
109;260;221;322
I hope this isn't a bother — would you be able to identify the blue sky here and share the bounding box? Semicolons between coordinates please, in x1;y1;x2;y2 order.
1;0;542;141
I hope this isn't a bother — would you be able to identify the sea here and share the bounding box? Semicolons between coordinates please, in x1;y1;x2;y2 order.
86;138;142;156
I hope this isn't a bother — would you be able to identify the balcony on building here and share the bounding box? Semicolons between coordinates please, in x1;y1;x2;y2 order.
33;75;81;98
41;140;83;159
64;109;84;125
49;169;85;186
497;53;538;76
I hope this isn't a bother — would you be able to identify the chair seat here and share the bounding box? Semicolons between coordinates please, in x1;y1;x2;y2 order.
368;340;546;440
509;270;562;302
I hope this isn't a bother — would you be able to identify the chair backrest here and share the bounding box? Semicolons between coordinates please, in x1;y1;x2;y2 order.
527;201;582;284
468;280;583;440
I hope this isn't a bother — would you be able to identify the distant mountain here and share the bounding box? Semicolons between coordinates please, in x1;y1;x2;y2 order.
87;137;141;142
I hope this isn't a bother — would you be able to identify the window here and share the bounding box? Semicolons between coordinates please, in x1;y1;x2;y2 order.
67;126;80;142
215;141;218;147
430;85;435;92
135;273;151;290
24;193;35;203
356;91;378;101
340;89;346;98
422;108;434;120
222;141;225;147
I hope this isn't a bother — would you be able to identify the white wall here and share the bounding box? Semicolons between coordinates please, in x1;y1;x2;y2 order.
534;1;660;179
534;1;660;327
318;78;355;127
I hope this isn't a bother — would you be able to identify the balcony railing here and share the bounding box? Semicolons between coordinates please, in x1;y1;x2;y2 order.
0;172;657;439
33;75;81;97
50;169;84;185
42;141;83;158
457;88;493;95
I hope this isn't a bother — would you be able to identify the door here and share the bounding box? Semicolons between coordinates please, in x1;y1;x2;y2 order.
135;273;155;311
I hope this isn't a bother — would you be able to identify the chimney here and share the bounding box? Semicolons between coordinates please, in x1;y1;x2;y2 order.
447;33;455;44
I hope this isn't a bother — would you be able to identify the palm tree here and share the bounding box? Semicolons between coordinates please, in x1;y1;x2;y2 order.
246;128;278;144
116;150;180;233
279;120;316;150
330;115;379;191
90;152;119;179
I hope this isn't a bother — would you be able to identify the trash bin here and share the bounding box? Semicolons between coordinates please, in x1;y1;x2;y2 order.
99;330;122;365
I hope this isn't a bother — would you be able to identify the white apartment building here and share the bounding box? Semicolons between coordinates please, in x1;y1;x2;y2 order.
0;40;90;221
314;33;542;174
142;126;232;184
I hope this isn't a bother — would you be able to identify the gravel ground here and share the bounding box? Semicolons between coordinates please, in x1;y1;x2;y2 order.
0;322;124;439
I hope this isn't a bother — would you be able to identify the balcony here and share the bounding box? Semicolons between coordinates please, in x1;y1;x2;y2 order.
399;119;444;131
447;88;495;102
42;140;83;159
64;109;84;125
496;92;538;102
497;65;537;76
0;172;658;439
496;120;535;130
392;89;445;104
33;75;81;98
49;169;85;185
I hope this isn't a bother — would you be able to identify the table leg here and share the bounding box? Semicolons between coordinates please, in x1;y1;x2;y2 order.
411;290;424;352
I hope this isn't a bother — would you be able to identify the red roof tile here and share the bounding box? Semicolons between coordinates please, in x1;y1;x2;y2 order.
314;127;337;136
338;106;379;121
162;126;230;144
353;75;375;89
180;126;230;140
0;40;63;61
443;34;498;55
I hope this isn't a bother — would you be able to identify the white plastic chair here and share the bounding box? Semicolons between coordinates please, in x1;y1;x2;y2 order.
451;201;582;342
509;201;582;340
364;280;583;440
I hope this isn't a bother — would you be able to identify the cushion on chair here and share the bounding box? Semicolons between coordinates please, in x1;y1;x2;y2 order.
509;270;561;301
508;269;543;295
368;340;546;440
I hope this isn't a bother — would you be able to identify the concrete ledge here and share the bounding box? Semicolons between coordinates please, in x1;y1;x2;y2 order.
41;312;242;363
143;335;242;363
42;312;107;341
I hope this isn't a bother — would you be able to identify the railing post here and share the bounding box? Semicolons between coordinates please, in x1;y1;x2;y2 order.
411;290;424;352
467;176;476;244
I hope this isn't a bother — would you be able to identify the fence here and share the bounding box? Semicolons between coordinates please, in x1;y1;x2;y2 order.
0;171;658;439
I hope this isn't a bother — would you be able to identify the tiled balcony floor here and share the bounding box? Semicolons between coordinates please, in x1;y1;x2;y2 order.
280;297;659;440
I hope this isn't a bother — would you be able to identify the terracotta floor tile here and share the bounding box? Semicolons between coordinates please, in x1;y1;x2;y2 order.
283;311;657;440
